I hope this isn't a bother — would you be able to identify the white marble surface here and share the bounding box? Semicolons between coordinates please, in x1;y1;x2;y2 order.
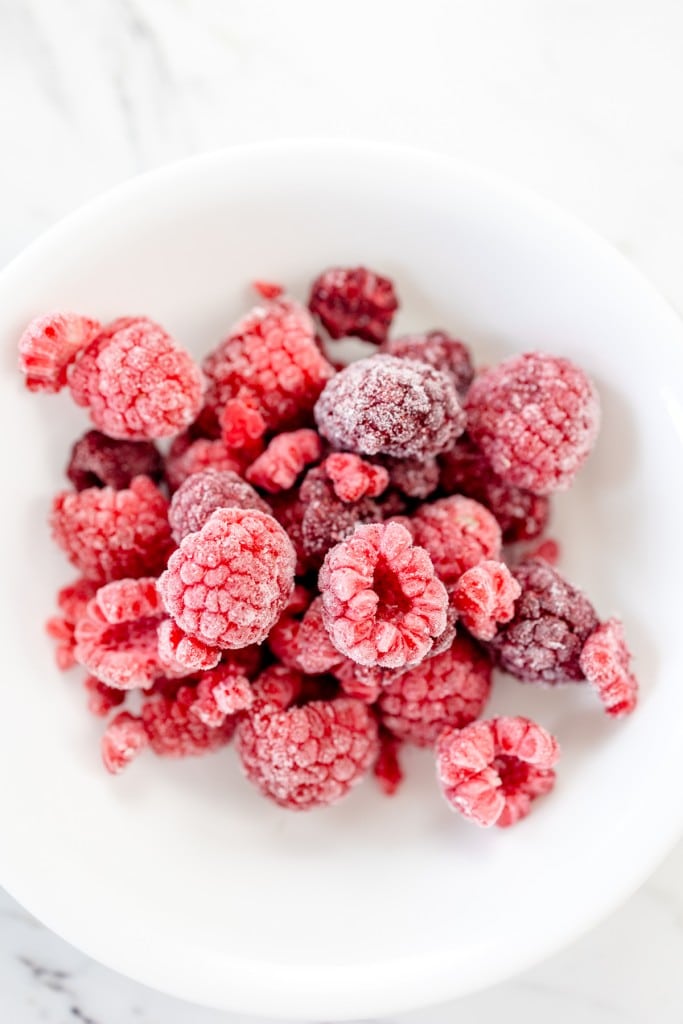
1;0;682;1020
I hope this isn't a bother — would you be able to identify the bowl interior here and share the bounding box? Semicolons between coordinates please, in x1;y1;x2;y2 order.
1;143;683;1020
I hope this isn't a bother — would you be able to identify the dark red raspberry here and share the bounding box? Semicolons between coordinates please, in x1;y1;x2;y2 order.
158;508;295;649
165;436;246;492
374;731;403;795
299;465;383;568
246;429;323;493
66;430;163;491
436;716;560;827
381;330;474;394
579;618;638;717
308;266;398;345
382;455;440;500
452;560;521;641
68;317;204;440
235;697;379;809
18;312;101;393
319;521;448;669
168;469;269;543
45;577;99;670
51;476;173;582
411;495;502;591
377;637;491;747
315;355;465;459
101;712;149;774
157;619;222;675
489;560;598;684
323;453;389;503
465;353;600;495
84;675;127;717
267;490;312;575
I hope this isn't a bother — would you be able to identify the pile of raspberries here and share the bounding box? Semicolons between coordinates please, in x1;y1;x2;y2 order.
19;267;638;829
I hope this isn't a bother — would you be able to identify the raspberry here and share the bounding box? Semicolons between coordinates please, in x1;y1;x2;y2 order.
268;490;311;575
202;298;334;435
68;317;204;440
382;456;440;500
308;266;398;345
157;619;222;674
452;560;521;641
45;577;99;670
579;618;638;717
323;453;389;503
235;697;379;809
141;685;236;758
84;675;127;717
381;331;474;394
436;716;560;827
66;430;163;491
315;355;465;459
158;508;295;649
299;466;383;568
101;712;149;774
296;597;344;674
490;560;598;684
411;496;502;591
165;437;245;492
319;521;448;669
439;435;550;543
374;731;403;795
465;353;600;495
18;312;101;393
168;469;269;543
51;476;173;582
378;637;491;747
246;429;323;493
251;664;304;711
190;663;254;726
219;400;268;451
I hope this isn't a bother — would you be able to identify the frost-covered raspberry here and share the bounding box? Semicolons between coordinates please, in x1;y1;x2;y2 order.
158;507;295;649
165;436;245;492
579;618;638;717
308;266;398;344
66;430;163;491
45;577;99;670
84;675;127;717
452;560;521;641
323;453;389;503
190;663;254;726
101;712;149;774
436;716;560;827
296;597;344;674
319;521;448;669
246;429;323;493
382;455;440;500
168;469;269;543
236;697;379;809
381;330;474;394
18;312;101;393
490;560;598;684
141;685;237;758
156;619;222;674
315;355;465;459
251;664;304;711
465;352;600;495
374;731;403;795
68;317;204;440
378;637;491;747
299;465;383;568
411;495;502;591
51;476;173;582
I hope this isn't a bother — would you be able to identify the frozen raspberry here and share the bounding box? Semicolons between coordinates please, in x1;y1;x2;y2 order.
296;597;344;674
323;453;389;503
374;731;403;795
436;716;559;827
381;331;474;394
84;675;127;717
382;455;440;500
315;355;464;460
465;353;600;495
158;507;295;649
490;560;598;684
319;521;448;669
579;618;638;717
452;560;521;642
165;437;245;492
439;435;550;543
18;312;101;393
411;496;502;591
236;696;379;809
299;465;383;568
251;664;304;711
168;469;269;543
51;476;173;582
101;712;149;774
157;619;222;674
525;538;561;566
246;429;323;493
141;685;236;758
332;659;386;702
190;663;254;726
218;400;268;451
308;266;398;345
202;297;334;436
66;430;163;491
45;577;99;670
378;637;491;747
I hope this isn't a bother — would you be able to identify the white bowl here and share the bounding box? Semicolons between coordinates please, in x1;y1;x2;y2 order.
1;142;682;1021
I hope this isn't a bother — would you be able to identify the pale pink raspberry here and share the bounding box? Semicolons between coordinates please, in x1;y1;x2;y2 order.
452;560;521;641
579;618;638;717
323;453;389;503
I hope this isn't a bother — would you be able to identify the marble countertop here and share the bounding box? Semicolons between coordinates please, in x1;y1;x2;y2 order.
2;1;682;1021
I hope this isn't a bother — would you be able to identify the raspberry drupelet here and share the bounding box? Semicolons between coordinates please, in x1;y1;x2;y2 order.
465;352;600;495
579;618;638;717
67;430;163;491
308;266;398;345
168;469;270;543
452;560;521;641
18;312;101;393
436;716;560;827
246;429;323;493
381;330;474;395
411;495;502;591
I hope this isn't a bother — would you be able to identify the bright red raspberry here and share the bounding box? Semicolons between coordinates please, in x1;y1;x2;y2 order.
101;712;149;774
382;455;440;500
168;469;269;543
219;400;268;450
141;685;236;758
84;675;127;717
51;476;173;582
308;266;398;344
323;453;389;503
490;560;598;684
319;521;448;669
579;618;638;717
158;508;295;649
411;495;502;591
67;430;163;491
452;560;521;641
299;465;383;568
18;312;101;393
436;716;560;827
246;429;323;493
378;637;491;747
465;353;600;495
381;330;474;394
315;355;465;459
236;697;379;809
165;436;246;492
157;619;222;675
190;663;254;726
68;317;204;440
374;731;403;796
45;577;99;670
